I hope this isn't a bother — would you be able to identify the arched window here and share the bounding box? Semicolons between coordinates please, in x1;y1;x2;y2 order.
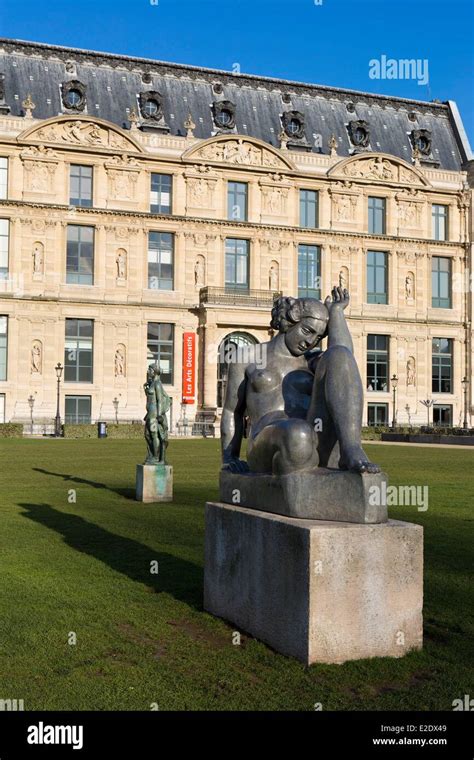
217;331;258;408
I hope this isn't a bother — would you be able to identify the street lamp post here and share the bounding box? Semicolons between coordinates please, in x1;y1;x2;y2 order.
391;374;398;429
28;394;35;435
461;377;469;430
420;399;434;428
54;363;63;437
113;397;119;425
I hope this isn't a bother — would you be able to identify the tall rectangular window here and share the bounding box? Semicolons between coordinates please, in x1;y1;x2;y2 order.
69;165;93;207
0;158;8;200
432;204;449;241
300;189;319;228
432;256;452;308
367;403;388;426
65;396;92;424
0;219;9;280
227;182;248;221
367;335;389;392
225;238;249;291
64;319;93;383
150;174;172;214
147;323;174;385
0;316;7;381
368;197;386;234
298;244;321;298
432;338;453;393
66;225;94;285
367;251;388;304
433;405;452;426
148;231;174;290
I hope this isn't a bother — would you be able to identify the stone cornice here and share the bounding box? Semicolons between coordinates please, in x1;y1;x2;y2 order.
0;199;465;250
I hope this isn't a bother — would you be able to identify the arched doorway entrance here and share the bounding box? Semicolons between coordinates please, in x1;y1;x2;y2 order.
217;331;258;408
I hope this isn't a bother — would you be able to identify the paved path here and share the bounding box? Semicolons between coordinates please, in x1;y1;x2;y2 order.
364;440;474;450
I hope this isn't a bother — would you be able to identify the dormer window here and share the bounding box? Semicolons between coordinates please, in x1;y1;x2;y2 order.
212;100;236;130
348;120;370;148
411;129;432;156
281;111;305;140
61;80;86;112
139;91;163;121
216;109;232;127
65;89;82;108
287;118;301;136
143;98;160;118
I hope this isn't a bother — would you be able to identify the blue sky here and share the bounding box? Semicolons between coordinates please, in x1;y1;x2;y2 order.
0;0;472;146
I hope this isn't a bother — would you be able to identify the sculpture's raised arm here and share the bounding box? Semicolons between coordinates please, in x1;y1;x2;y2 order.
324;286;353;353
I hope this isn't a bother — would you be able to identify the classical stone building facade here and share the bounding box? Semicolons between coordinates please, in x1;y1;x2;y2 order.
0;39;472;429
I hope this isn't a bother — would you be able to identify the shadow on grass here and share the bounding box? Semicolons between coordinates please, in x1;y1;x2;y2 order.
33;467;135;500
18;502;203;611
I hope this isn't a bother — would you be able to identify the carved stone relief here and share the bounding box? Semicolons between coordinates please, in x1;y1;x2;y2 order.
116;248;127;280
32;241;44;276
114;344;126;378
192;138;287;170
194;255;206;288
269;261;280;291
31;340;42;374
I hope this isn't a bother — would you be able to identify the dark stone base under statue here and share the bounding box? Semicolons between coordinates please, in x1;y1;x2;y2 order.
136;464;173;503
220;467;388;524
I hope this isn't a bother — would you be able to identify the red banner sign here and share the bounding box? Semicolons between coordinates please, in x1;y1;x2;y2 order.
182;332;196;404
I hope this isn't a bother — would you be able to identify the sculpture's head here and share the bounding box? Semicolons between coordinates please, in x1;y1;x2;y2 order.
147;363;161;380
271;296;329;356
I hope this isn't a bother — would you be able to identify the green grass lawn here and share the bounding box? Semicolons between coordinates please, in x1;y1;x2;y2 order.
0;438;473;711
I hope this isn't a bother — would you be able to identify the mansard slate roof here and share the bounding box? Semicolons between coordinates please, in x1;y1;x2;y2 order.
0;38;469;171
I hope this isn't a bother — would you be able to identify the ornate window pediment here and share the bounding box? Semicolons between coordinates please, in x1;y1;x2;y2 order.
17;115;145;154
182;135;295;171
328;153;432;187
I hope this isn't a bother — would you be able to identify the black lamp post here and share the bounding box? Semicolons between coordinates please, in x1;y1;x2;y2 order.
54;363;63;437
391;374;398;429
461;377;469;430
113;397;119;425
28;394;35;434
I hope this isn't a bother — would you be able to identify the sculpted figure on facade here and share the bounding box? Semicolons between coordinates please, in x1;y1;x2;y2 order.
269;262;279;291
407;356;416;386
32;242;44;275
194;255;206;288
114;345;126;377
405;272;414;302
116;249;127;280
31;341;42;374
339;267;349;291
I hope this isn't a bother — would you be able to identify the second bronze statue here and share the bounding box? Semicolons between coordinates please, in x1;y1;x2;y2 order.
143;363;171;465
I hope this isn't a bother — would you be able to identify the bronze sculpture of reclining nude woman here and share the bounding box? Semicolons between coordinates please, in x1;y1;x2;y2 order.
221;286;380;477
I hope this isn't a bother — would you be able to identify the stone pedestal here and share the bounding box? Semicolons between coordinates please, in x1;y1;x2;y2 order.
220;468;388;523
135;464;173;503
204;502;423;665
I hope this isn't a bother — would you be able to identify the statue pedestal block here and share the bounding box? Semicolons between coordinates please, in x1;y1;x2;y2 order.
136;464;173;503
204;501;423;665
220;468;388;523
